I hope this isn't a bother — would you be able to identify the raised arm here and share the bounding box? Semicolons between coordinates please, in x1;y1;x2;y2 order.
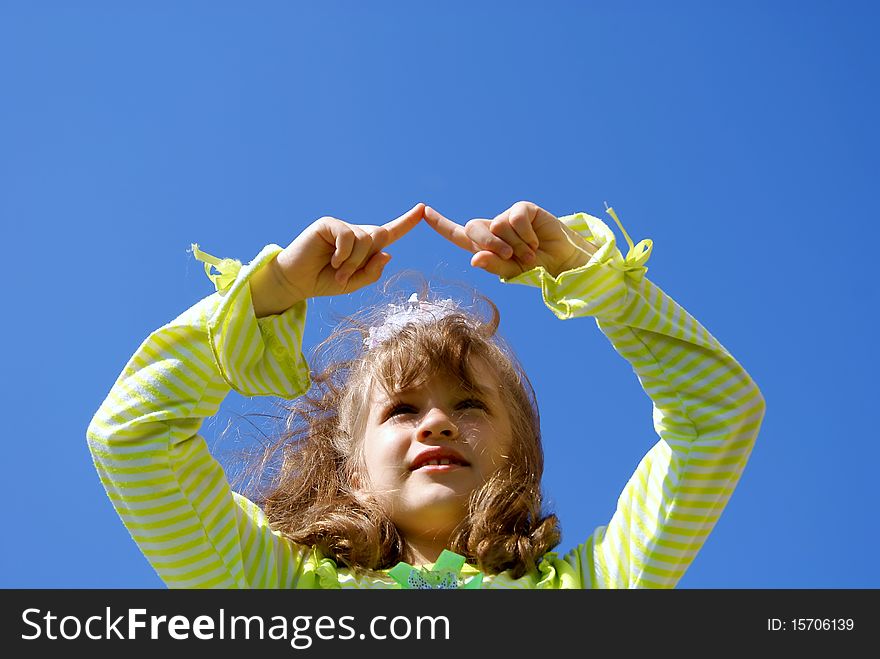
426;202;765;588
86;204;423;588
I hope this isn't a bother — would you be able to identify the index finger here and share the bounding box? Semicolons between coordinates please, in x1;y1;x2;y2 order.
423;206;478;253
380;203;425;246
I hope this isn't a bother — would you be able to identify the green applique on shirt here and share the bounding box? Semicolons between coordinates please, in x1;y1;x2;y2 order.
388;550;483;590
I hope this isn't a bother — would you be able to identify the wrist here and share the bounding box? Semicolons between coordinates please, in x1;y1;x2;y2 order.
550;243;595;277
548;223;599;277
249;256;304;318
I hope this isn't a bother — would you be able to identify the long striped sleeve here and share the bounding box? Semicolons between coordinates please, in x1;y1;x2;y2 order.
86;245;323;588
505;211;765;588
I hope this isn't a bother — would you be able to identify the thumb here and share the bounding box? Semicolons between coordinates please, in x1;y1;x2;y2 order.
470;251;522;279
347;251;392;290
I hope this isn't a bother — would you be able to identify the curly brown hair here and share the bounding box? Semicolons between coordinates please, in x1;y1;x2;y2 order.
247;276;561;579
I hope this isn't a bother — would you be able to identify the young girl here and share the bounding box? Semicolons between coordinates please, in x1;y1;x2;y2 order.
87;200;765;589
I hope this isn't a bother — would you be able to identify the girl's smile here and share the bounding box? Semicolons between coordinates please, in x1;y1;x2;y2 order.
409;446;471;471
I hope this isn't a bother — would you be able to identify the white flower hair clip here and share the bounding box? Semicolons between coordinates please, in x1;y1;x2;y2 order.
364;293;462;350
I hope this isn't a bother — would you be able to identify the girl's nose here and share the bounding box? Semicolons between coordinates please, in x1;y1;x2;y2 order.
417;408;460;442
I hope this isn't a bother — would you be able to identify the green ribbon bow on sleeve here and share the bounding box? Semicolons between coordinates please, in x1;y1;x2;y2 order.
190;243;242;294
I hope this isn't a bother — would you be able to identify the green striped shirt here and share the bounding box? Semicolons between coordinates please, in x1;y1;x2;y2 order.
87;212;765;588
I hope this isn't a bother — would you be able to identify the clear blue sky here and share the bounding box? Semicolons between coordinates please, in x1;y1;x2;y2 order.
2;1;877;588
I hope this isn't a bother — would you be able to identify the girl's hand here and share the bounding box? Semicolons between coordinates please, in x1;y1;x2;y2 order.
250;203;424;317
424;201;598;279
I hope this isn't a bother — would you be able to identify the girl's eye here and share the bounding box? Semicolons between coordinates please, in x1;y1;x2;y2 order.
384;398;487;421
457;398;487;412
386;403;416;419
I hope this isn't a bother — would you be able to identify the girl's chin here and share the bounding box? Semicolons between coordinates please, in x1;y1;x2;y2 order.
402;486;473;515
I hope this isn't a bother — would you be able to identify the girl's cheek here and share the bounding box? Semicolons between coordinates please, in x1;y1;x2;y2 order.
385;430;412;459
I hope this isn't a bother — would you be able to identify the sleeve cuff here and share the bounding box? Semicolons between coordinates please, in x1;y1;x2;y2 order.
501;212;650;321
205;244;312;398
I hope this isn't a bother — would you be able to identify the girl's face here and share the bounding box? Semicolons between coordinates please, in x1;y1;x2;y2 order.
359;360;513;545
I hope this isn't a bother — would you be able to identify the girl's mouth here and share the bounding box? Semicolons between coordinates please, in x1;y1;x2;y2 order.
414;459;466;472
409;451;470;471
413;458;468;472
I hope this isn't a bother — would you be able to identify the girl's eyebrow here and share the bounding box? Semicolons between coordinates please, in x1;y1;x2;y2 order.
461;383;493;399
381;381;493;401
